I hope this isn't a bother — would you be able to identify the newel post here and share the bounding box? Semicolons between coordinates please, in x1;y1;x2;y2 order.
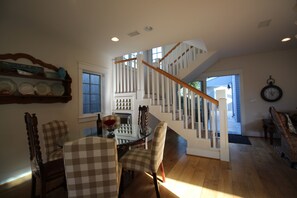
136;54;144;99
219;98;230;161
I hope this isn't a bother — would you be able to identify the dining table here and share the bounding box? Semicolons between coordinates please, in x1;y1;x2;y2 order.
82;124;152;158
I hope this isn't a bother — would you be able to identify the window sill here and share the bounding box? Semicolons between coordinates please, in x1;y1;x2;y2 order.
78;114;98;123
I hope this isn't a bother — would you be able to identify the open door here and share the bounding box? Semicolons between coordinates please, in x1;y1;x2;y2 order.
206;75;241;135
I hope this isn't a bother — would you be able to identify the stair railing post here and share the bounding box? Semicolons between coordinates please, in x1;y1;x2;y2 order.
137;54;144;99
219;98;229;161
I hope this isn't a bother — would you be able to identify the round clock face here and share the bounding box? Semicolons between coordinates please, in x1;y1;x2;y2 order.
260;85;283;102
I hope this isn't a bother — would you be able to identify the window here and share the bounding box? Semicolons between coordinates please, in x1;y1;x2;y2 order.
123;52;137;60
82;72;101;114
123;52;140;68
79;62;106;122
152;47;162;63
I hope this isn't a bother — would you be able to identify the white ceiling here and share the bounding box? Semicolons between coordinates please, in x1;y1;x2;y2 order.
1;0;297;59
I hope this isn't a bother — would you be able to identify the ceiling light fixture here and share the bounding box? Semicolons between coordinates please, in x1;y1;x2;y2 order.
281;37;291;42
111;37;119;42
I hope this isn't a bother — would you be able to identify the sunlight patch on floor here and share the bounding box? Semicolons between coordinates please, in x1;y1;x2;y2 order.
155;175;242;198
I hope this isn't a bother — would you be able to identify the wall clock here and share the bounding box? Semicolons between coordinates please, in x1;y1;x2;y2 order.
260;76;283;102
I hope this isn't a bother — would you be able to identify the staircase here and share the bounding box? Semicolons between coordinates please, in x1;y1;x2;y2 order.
112;42;229;161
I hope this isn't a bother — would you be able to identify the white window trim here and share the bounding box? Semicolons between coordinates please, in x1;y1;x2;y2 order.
78;61;107;123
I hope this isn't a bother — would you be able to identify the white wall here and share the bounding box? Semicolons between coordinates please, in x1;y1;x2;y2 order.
0;22;113;182
202;49;297;136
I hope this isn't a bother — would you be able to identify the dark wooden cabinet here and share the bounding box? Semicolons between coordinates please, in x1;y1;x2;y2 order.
0;53;72;104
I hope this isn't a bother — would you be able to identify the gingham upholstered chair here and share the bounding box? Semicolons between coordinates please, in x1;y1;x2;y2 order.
24;112;65;198
63;137;122;198
42;120;69;162
120;121;167;198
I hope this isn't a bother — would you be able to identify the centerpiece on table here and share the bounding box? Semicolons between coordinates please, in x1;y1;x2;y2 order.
102;115;120;138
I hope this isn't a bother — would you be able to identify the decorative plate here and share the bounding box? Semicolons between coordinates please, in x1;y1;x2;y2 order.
0;78;16;95
18;82;35;95
51;83;65;96
34;82;51;96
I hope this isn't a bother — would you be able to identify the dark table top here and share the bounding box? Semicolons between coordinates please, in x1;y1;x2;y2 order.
83;124;152;146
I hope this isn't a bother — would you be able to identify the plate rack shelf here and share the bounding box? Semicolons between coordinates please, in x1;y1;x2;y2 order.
0;53;72;104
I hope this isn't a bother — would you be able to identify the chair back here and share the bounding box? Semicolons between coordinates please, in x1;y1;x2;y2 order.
150;121;168;172
138;105;149;132
24;112;43;173
63;137;120;198
42;120;69;161
270;106;291;139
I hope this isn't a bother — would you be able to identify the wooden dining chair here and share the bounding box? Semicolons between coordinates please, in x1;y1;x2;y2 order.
138;105;149;132
120;121;168;198
130;105;149;149
63;137;122;198
24;112;65;198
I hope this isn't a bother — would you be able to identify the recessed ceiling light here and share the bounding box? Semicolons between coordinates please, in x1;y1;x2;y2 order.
111;37;119;42
281;37;291;42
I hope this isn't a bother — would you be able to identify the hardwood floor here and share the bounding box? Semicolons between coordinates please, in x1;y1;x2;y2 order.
1;129;297;198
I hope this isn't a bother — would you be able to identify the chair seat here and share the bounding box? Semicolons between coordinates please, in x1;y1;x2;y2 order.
120;149;151;172
48;149;63;161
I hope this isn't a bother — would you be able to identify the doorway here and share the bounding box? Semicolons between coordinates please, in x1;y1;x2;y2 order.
206;75;241;135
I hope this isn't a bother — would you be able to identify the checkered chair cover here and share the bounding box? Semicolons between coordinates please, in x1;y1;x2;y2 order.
42;120;69;162
102;114;121;129
63;137;122;198
120;121;167;197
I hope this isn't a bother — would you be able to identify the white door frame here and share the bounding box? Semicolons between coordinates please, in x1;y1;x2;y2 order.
200;69;245;135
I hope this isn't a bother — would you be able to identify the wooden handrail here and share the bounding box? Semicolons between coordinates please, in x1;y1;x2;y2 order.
170;46;193;66
114;57;137;64
159;42;181;63
142;60;219;106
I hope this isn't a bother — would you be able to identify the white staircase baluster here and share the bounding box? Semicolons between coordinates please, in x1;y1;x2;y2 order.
147;66;150;98
115;63;118;93
161;75;165;112
183;88;188;128
172;81;176;121
166;78;170;113
129;61;132;92
197;95;201;138
204;99;208;139
113;61;116;93
119;62;123;93
134;59;137;92
123;63;126;92
191;91;194;129
178;84;181;120
210;103;216;148
152;68;155;103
